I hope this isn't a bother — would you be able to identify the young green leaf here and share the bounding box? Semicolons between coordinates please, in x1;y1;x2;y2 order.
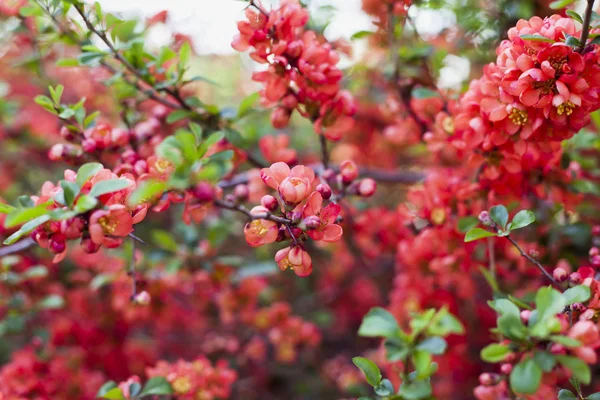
139;377;173;396
358;307;402;338
556;355;591;385
535;286;566;323
490;205;509;229
464;228;496;242
89;179;132;197
416;336;447;355
480;343;511;363
76;163;104;187
510;358;542;394
563;285;591;305
509;210;535;231
352;357;382;387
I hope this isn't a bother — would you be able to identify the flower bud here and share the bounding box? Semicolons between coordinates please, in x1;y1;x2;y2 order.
500;363;512;375
134;291;151;306
261;195;279;211
569;272;582;285
572;302;586;312
48;234;66;254
340;160;358;184
590;247;600;257
224;194;236;204
81;237;101;254
316;183;332;200
60;126;76;141
358;178;377;197
82;138;97;153
592;255;600;266
553;267;568;282
271;107;291;129
303;216;321;229
322;168;336;183
48;144;65;161
520;310;531;324
233;184;249;201
478;211;492;226
478;373;494;386
550;343;565;354
290;211;302;224
192;182;215;203
281;94;298;110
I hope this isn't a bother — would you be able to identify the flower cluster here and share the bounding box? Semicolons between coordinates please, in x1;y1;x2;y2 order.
146;357;237;399
27;168;146;263
232;0;356;140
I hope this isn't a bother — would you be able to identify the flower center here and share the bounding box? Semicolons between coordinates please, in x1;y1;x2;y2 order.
172;376;192;394
442;116;454;134
289;177;304;187
532;79;556;95
98;216;117;234
155;158;172;173
249;220;268;236
548;55;567;72
556;101;576;116
508;108;528;126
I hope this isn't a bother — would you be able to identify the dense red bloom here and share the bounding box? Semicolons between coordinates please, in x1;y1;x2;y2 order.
302;192;343;242
89;204;134;247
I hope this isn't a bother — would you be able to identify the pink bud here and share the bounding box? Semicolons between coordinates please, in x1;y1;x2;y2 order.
192;182;215;203
340;160;358;184
593;225;600;236
233;184;249;201
49;234;66;254
553;267;568;282
81;237;100;254
570;272;582;285
550;343;565;354
271;107;291;129
520;310;531;324
82;138;97;153
322;168;336;182
478;373;494;386
261;195;279;211
500;363;512;375
478;211;492;226
281;94;298;110
134;291;151;306
60;126;76;141
316;183;332;200
590;247;599;257
48;144;65;161
358;178;377;197
303;216;321;229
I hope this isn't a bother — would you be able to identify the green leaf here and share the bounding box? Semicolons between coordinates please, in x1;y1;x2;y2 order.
38;295;65;310
549;0;574;9
3;215;51;245
586;392;600;400
127;180;166;206
0;203;16;214
166;109;193;124
56;58;80;67
237;92;260;118
510;358;542;394
491;298;521;316
457;216;479;232
224;128;246;148
99;387;126;400
535;286;566;323
175;130;198;162
509;210;535;231
151;230;178;252
96;381;118;397
427;307;464;336
558;389;577;400
464;228;496;242
533;351;556;372
563;285;591;305
490;205;509;229
352;357;382;387
49;84;64;105
89;179;132;197
481;343;511;363
4;202;52;228
139;377;173;396
399;377;432;400
384;337;410;362
550;335;581;348
566;10;583;24
557;355;591;385
520;34;555;42
358;307;402;338
374;379;394;396
412;350;433;379
480;267;500;293
74;195;98;214
60;180;80;208
76;163;104;187
179;41;191;67
198;131;224;158
351;30;373;40
416;336;447;355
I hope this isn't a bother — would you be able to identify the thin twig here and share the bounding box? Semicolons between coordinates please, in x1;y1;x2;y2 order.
214;199;292;225
487;236;496;280
505;235;561;289
579;0;596;52
128;232;148;246
0;238;36;258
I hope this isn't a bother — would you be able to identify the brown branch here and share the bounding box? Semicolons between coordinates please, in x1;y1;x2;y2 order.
505;235;561;289
319;134;330;170
214;199;292;225
579;0;596;52
0;238;36;258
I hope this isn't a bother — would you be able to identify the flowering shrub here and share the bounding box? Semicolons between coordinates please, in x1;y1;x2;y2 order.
3;0;600;398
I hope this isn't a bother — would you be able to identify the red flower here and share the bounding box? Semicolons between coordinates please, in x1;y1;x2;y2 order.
302;192;343;242
89;204;133;247
275;245;313;276
243;206;279;247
